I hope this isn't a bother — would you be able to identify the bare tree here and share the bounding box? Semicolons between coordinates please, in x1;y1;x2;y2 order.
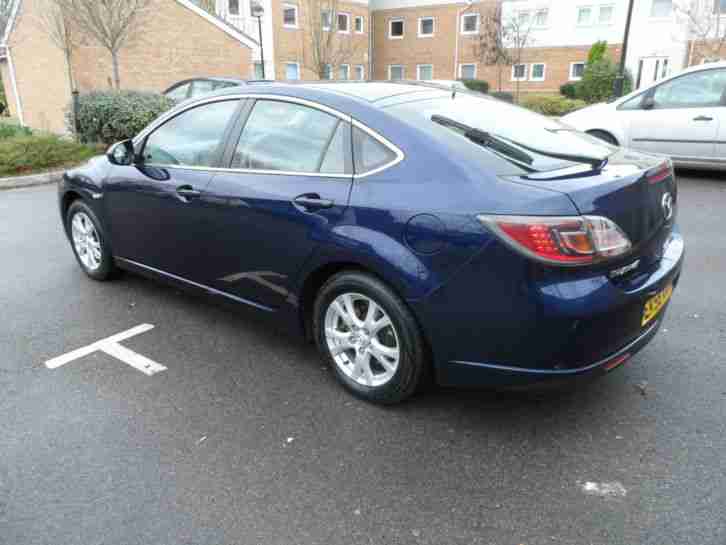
676;0;726;65
475;2;513;92
36;0;78;97
503;12;535;102
60;0;151;89
302;0;363;79
1;0;14;40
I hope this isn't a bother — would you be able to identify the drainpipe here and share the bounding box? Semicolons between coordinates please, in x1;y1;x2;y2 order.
453;1;473;79
6;47;24;126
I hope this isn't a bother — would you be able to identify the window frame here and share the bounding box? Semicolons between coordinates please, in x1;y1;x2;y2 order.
388;64;405;80
598;4;615;25
228;0;240;16
282;3;298;28
534;8;549;27
461;13;479;34
354;64;365;80
459;63;477;79
576;5;593;26
354;15;364;33
321;10;332;31
569;61;586;81
511;63;528;82
417;64;434;81
418;16;435;37
530;63;546;82
389;17;404;39
337;12;350;33
323;64;333;80
338;64;350;80
285;61;300;80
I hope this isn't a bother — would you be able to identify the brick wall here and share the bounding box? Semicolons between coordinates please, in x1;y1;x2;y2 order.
270;0;370;80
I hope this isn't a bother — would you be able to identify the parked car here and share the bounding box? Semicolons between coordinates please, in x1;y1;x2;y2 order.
163;77;245;102
562;61;726;170
58;82;684;404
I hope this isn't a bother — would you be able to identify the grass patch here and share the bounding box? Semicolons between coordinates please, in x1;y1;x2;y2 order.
0;134;100;177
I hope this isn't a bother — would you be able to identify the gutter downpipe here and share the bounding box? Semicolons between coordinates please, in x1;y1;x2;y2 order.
6;47;25;126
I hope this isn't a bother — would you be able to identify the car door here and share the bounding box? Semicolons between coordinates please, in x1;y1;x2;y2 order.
624;68;726;160
200;98;354;310
103;98;242;280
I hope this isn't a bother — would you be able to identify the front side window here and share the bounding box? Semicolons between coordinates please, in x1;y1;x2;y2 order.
417;64;433;80
355;15;364;32
390;18;404;38
512;64;528;81
232;100;344;173
461;13;479;34
286;62;300;80
460;64;476;79
652;69;726;108
338;12;350;32
650;0;672;17
389;65;404;80
419;17;434;36
143;100;239;167
283;4;298;27
577;6;592;25
355;65;365;80
570;62;585;80
531;63;546;81
353;127;397;174
338;64;350;80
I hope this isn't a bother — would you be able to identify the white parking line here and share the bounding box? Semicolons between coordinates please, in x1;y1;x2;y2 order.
44;324;167;376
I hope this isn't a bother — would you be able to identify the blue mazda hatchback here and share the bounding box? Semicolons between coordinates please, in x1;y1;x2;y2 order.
59;82;684;404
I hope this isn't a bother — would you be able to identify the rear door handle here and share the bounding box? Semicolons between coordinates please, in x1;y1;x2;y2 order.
293;194;334;211
693;115;713;121
176;185;201;201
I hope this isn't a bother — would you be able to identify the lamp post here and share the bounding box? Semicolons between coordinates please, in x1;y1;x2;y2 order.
251;2;266;79
614;0;635;97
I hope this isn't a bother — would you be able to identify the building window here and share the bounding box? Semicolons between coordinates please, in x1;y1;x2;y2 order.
355;65;365;80
389;18;404;39
286;62;300;80
650;0;672;18
570;62;586;81
338;12;350;33
461;13;479;34
577;6;592;25
534;9;548;27
417;64;433;80
717;0;726;14
512;64;528;81
518;11;530;26
322;10;332;31
228;0;240;16
598;5;614;24
355;15;364;33
389;65;404;80
283;4;298;28
530;63;546;81
460;63;476;79
323;64;333;80
419;16;435;37
253;62;264;79
338;64;350;80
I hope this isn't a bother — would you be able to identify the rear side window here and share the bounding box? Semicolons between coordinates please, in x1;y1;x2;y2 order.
190;80;216;98
166;83;190;102
143;99;239;167
319;122;348;174
353;127;397;174
232;100;348;174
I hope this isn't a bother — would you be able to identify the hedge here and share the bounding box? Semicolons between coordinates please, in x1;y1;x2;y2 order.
491;91;514;103
0;135;98;177
69;91;175;145
460;79;490;94
520;95;587;116
0;123;32;140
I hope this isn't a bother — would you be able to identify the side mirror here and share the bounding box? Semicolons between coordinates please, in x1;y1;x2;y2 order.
107;139;136;166
642;96;656;110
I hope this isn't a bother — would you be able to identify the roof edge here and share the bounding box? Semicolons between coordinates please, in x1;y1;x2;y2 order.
174;0;259;49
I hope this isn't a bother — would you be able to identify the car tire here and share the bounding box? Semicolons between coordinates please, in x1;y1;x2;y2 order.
587;129;619;146
66;200;116;281
313;271;427;404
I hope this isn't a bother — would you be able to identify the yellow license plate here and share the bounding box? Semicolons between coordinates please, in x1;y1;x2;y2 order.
642;284;673;327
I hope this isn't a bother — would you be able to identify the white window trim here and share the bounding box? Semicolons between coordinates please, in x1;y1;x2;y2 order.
533;8;549;28
417;64;434;80
569;61;586;81
597;4;615;25
389;17;404;39
322;10;332;31
355;15;364;33
530;63;546;82
460;13;479;35
338;64;350;80
418;16;435;38
282;3;298;29
388;64;404;80
337;12;350;34
459;63;477;79
285;61;301;80
576;5;593;26
355;65;365;80
511;63;528;82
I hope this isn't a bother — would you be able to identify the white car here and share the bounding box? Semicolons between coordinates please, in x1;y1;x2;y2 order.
562;61;726;170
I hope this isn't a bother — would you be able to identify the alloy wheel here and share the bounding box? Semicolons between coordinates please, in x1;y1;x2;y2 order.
71;212;102;271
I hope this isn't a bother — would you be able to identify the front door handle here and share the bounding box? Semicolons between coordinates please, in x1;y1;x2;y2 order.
293;194;334;211
176;185;201;201
693;115;714;121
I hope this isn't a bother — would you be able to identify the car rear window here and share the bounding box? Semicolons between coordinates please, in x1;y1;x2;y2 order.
386;95;613;174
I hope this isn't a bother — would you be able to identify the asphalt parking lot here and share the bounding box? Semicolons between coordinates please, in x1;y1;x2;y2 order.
1;173;725;545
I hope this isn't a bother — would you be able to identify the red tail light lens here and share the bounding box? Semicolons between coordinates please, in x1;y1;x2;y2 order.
478;215;632;266
646;160;673;184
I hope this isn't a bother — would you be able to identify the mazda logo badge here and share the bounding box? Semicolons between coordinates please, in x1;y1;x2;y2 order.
662;193;674;221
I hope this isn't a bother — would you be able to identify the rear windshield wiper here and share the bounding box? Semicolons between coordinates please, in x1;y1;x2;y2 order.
432;115;608;171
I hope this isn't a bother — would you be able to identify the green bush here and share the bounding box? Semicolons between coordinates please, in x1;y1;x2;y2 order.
491;91;514;103
576;59;632;104
587;40;608;65
560;83;578;99
0;123;32;140
69;90;175;145
521;95;588;116
0;135;98;176
460;79;490;94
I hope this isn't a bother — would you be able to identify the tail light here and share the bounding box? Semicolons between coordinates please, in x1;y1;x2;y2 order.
646;160;673;184
478;215;632;266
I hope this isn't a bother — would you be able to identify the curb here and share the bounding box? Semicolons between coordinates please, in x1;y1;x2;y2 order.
0;171;64;191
